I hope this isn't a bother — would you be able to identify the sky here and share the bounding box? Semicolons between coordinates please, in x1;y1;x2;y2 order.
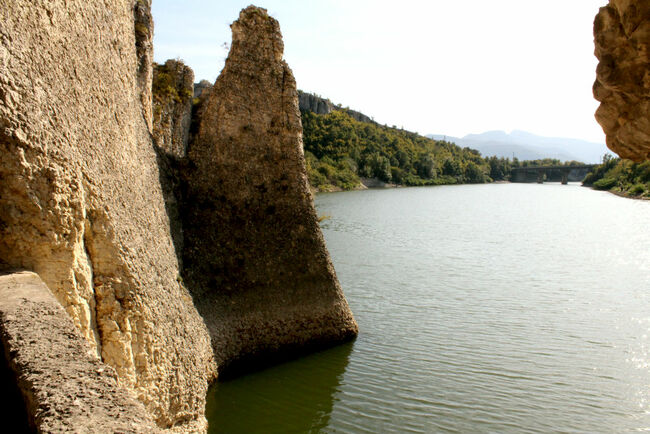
152;0;609;143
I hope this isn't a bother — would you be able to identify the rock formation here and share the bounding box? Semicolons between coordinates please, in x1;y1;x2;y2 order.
298;91;337;115
151;59;195;267
593;0;650;161
0;272;159;432
0;1;215;430
134;0;155;132
183;6;358;371
1;1;358;430
153;59;195;159
193;80;213;99
298;90;374;123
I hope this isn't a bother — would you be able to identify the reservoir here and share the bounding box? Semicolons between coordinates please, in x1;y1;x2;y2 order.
207;183;650;433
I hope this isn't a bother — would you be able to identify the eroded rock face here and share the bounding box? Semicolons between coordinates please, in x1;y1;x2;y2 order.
593;0;650;161
151;59;195;276
184;6;358;371
0;272;160;433
153;59;195;159
298;91;336;115
193;80;213;99
0;1;214;430
134;0;154;132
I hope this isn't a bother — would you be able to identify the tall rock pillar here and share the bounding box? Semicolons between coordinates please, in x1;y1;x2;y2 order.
184;6;358;371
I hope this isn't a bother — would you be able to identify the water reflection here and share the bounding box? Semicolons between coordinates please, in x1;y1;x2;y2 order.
206;342;353;433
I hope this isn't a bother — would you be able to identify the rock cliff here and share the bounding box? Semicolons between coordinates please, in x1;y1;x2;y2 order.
134;0;155;132
299;91;337;115
593;0;650;161
151;59;195;267
1;1;358;431
0;0;214;430
298;90;374;124
193;80;213;99
0;272;160;433
153;59;195;159
183;6;358;372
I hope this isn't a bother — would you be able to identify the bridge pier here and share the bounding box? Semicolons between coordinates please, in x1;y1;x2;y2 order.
561;172;569;184
536;171;544;184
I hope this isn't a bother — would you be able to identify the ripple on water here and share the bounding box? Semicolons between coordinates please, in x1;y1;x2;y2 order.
207;184;650;433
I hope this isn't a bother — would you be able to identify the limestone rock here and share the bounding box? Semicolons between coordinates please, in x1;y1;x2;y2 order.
193;80;213;99
153;59;195;159
151;59;195;277
184;6;358;371
151;59;194;265
134;0;154;132
0;1;215;430
593;0;650;161
0;271;160;433
298;91;336;115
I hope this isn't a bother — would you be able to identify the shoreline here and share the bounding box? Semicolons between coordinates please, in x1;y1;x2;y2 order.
314;180;649;202
359;177;399;189
603;188;650;201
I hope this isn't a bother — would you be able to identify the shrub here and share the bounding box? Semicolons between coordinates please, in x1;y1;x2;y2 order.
308;168;328;187
593;177;617;190
317;163;336;178
629;184;646;195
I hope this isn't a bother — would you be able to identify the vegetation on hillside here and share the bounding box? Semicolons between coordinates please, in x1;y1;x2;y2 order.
300;109;596;192
301;110;494;191
582;155;650;198
511;158;586;167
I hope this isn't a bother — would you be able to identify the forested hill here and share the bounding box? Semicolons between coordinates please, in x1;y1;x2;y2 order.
582;156;650;198
298;92;495;191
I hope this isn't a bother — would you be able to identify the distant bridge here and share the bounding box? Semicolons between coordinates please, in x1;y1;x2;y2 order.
510;165;597;184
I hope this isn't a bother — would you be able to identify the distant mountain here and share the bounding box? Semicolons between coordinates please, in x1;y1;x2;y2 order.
427;130;612;163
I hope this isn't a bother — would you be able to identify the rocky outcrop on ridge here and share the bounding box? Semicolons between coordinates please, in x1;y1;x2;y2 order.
0;1;215;430
0;272;159;433
298;91;336;115
593;0;650;161
183;6;358;371
298;90;374;124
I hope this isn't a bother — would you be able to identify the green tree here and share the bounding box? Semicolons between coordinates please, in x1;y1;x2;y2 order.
415;154;436;179
464;161;486;183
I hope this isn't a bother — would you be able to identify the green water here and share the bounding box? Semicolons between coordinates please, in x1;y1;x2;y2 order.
207;183;650;433
207;343;353;433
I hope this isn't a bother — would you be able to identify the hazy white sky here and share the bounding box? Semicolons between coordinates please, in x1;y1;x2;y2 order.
152;0;608;143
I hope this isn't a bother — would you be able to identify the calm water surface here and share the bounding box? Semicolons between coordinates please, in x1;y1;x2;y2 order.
207;183;650;433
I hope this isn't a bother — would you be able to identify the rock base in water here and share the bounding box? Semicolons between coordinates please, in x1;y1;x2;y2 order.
182;6;358;372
